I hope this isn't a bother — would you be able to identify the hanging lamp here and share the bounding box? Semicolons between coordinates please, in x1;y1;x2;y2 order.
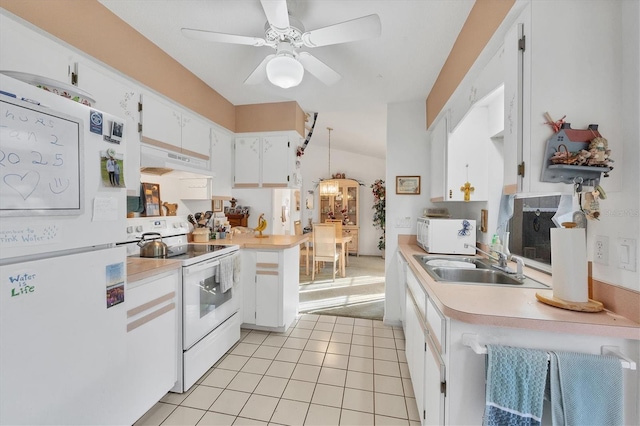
318;127;340;196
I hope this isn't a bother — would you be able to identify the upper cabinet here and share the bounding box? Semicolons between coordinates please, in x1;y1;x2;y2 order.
140;93;211;161
503;1;623;195
0;14;72;84
234;132;302;188
429;112;448;202
429;85;503;202
76;62;140;195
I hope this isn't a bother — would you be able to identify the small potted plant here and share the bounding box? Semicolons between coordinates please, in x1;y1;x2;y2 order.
371;179;386;255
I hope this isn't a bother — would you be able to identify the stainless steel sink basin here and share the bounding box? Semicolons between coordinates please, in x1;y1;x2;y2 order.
414;255;491;269
413;254;549;289
428;267;523;284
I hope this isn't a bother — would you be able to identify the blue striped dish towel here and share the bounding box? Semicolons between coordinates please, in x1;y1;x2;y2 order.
549;351;623;425
483;345;549;426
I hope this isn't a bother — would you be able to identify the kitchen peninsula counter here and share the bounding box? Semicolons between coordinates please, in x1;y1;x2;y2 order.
193;233;309;250
398;236;640;340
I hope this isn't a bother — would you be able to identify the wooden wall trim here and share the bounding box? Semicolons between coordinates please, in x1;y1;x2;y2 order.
426;0;515;129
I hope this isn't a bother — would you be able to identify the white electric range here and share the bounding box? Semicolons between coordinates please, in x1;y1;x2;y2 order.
120;216;241;392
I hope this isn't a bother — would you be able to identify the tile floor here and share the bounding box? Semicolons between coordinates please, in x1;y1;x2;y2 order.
135;314;420;426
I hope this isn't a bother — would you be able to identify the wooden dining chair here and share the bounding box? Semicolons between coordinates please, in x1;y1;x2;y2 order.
312;223;341;281
294;220;312;275
325;220;347;266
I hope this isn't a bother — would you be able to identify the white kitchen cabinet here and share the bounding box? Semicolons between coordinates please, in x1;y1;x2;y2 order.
241;247;299;331
429;112;448;202
405;288;426;423
404;267;446;425
125;270;178;424
140;93;211;161
402;264;638;425
234;132;301;188
76;61;141;195
503;1;623;195
211;127;234;196
0;14;72;84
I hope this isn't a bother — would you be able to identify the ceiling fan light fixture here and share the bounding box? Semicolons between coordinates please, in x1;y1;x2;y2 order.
266;53;304;88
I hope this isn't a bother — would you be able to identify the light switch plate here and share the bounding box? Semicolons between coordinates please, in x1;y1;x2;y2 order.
617;238;637;272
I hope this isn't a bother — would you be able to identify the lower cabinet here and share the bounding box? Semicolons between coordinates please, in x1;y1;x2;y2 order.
404;266;639;425
405;268;446;426
242;246;299;332
126;270;178;424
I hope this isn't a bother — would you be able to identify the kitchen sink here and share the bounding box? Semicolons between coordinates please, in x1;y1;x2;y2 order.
413;254;550;289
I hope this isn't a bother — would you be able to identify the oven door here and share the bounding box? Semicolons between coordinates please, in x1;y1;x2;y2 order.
182;254;239;349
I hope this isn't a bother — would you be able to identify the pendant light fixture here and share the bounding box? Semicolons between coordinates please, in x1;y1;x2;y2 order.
318;127;340;196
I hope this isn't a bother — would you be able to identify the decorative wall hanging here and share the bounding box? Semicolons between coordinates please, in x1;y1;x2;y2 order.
396;176;420;195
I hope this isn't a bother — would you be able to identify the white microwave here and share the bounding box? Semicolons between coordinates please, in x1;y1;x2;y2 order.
417;218;476;255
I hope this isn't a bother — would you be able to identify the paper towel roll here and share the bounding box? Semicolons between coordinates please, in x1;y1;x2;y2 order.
551;228;588;302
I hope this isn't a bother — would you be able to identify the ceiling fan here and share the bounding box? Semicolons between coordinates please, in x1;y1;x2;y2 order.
181;0;381;89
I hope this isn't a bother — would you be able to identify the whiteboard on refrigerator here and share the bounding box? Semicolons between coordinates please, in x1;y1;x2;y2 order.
0;96;84;216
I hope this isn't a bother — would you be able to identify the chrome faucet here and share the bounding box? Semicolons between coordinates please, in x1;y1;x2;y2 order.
464;243;518;276
464;243;506;266
510;255;526;280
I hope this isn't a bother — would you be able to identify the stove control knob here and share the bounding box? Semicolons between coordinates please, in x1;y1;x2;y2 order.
126;226;133;234
135;225;143;232
181;222;187;228
173;223;180;228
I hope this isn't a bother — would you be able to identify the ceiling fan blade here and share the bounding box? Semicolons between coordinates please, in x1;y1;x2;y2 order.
182;28;266;47
260;0;290;31
298;52;341;86
302;14;381;47
244;54;275;85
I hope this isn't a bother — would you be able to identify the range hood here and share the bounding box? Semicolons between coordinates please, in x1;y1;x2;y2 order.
140;144;211;176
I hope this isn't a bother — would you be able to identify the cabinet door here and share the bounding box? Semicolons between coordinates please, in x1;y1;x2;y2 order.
446;106;489;201
0;14;71;83
344;227;359;255
211;128;234;195
261;135;291;186
424;333;446;426
429;114;447;202
344;183;359;226
140;93;182;152
125;272;178;423
234;136;261;187
77;62;140;194
502;20;524;195
405;292;426;422
255;272;280;327
181;113;211;160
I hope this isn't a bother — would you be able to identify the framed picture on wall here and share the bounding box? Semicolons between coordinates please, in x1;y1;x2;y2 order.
396;176;420;194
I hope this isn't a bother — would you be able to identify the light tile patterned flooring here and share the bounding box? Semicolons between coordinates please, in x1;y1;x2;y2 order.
135;314;420;426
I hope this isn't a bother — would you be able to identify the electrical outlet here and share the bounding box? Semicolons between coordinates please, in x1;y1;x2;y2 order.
594;235;609;265
395;216;412;228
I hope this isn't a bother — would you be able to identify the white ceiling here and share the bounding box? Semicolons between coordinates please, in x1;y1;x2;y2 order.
99;0;475;159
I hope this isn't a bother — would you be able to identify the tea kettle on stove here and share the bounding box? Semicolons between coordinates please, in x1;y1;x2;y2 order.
138;232;168;258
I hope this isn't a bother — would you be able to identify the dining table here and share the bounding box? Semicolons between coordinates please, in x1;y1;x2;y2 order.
304;233;353;278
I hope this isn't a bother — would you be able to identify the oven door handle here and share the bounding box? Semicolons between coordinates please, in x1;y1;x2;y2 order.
184;259;221;275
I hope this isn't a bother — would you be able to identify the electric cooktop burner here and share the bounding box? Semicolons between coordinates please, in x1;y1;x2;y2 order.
165;244;230;259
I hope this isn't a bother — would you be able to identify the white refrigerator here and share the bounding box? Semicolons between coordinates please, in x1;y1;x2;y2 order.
0;74;131;425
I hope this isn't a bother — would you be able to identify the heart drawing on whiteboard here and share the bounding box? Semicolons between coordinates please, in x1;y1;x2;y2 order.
4;171;41;200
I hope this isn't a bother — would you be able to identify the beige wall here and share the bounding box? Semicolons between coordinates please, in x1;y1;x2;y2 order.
236;101;305;136
426;0;514;129
0;0;305;135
